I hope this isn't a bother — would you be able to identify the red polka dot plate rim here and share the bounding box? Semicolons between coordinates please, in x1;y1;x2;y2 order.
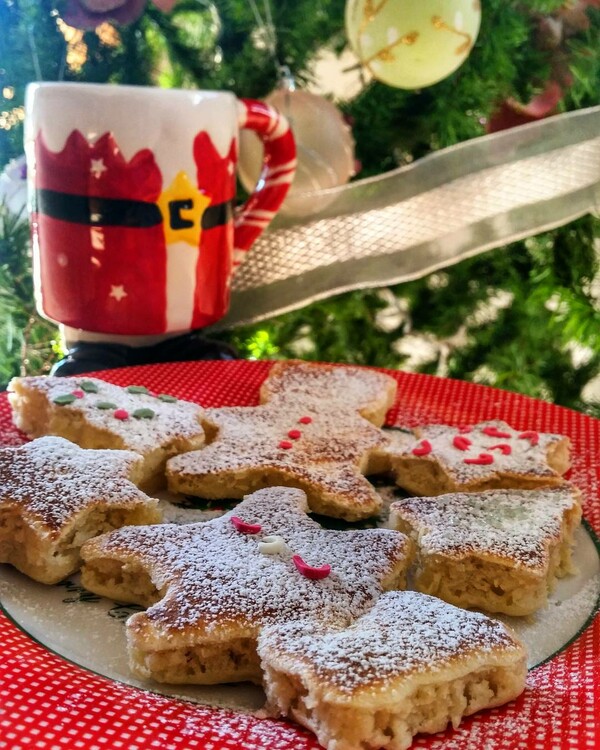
0;360;598;750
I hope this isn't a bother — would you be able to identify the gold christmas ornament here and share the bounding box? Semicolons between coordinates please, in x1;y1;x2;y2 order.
238;88;355;218
346;0;481;89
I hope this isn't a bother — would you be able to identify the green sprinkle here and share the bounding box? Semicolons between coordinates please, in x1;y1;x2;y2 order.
53;394;76;405
132;408;155;419
157;393;178;403
127;385;149;395
96;401;117;410
79;380;99;393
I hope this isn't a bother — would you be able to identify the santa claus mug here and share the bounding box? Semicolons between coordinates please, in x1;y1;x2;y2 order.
25;82;296;337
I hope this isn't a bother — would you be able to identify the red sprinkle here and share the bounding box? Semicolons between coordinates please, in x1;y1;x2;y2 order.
298;416;312;424
288;429;302;440
292;554;331;580
230;516;262;534
489;443;512;455
464;453;494;465
458;425;473;434
482;426;512;439
412;439;432;456
113;409;129;420
72;389;85;399
519;431;540;446
452;435;472;451
279;440;293;450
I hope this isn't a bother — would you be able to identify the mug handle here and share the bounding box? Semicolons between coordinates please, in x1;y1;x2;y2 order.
233;98;296;270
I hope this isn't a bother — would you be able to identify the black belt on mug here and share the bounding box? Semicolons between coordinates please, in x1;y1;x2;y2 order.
34;188;233;230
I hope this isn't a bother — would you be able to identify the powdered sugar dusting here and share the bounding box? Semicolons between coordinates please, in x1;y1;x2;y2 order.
390;486;580;569
260;591;524;694
84;487;411;631
1;361;600;750
0;436;154;536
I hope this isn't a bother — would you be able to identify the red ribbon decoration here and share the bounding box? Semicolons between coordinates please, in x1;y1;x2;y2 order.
412;439;433;456
292;554;331;580
489;443;512;455
230;516;262;534
464;453;494;465
453;435;472;451
519;431;540;446
482;426;512;439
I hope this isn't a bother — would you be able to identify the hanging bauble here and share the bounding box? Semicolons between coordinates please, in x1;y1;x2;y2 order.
238;88;355;218
0;156;28;218
345;0;481;90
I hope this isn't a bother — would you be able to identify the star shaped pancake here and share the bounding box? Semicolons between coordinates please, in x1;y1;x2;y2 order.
0;436;161;584
80;487;413;685
8;375;205;491
167;362;399;521
393;420;570;496
258;591;526;750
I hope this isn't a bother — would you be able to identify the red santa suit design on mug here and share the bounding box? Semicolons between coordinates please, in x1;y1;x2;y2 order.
26;84;296;337
191;132;236;330
33;131;168;334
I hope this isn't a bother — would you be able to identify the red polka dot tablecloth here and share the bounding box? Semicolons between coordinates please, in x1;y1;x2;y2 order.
1;360;599;750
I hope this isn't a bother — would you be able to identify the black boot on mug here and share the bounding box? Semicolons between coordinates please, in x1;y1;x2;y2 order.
51;331;238;377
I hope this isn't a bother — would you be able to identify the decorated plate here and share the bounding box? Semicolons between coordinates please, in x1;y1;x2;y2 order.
1;360;599;750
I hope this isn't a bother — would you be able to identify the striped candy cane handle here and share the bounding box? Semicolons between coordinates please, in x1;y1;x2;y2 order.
233;98;296;269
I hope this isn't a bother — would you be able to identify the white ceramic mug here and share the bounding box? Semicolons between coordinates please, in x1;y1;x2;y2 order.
25;82;296;338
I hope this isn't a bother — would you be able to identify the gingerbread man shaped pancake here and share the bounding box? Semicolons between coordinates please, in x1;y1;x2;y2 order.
167;361;399;521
